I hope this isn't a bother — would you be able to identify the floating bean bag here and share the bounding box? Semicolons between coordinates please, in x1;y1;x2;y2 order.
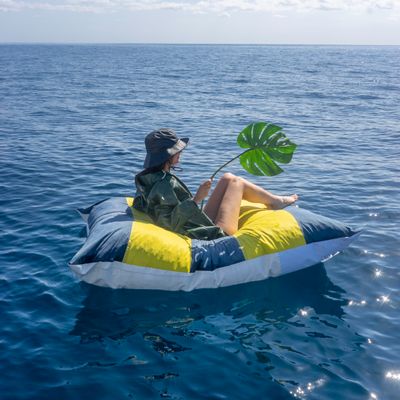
69;197;360;291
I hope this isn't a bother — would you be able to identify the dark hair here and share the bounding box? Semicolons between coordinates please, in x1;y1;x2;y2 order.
135;161;168;180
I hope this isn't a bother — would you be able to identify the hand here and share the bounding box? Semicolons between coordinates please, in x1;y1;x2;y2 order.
193;179;213;204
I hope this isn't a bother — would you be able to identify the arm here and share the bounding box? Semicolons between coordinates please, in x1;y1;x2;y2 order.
193;179;213;204
149;178;225;239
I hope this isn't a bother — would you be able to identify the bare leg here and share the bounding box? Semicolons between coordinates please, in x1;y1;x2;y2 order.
241;178;298;209
204;173;298;235
205;173;297;218
214;177;244;235
203;173;233;222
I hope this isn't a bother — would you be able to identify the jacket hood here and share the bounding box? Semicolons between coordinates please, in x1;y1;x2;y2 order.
135;171;169;196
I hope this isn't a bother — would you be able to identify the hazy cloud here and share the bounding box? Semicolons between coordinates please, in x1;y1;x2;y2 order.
1;0;399;14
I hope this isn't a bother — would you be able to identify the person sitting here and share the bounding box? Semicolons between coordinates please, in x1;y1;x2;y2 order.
133;128;298;240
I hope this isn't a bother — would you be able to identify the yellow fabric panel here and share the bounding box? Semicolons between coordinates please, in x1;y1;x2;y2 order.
123;197;192;273
234;200;306;260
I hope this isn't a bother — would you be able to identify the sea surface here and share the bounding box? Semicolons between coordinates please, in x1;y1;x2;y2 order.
0;44;399;399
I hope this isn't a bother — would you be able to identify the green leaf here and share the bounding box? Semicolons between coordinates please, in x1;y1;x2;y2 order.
237;122;296;176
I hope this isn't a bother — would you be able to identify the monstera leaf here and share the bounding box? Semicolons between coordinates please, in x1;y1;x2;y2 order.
210;121;296;179
237;122;297;176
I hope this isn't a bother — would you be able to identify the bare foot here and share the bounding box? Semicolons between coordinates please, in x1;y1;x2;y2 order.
271;194;298;209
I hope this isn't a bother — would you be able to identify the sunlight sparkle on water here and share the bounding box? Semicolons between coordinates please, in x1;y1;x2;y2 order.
377;295;390;304
363;250;385;258
374;269;383;278
386;371;400;381
292;386;305;397
348;300;367;306
290;379;325;398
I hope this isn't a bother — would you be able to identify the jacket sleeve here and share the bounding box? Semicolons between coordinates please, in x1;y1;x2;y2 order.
148;179;226;240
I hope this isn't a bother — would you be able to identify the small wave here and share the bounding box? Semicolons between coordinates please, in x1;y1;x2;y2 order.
355;94;382;100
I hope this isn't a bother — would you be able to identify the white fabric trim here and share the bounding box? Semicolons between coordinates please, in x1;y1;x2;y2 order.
278;232;361;276
70;233;361;291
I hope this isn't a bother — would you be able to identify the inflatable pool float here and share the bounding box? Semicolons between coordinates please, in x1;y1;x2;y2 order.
69;197;360;291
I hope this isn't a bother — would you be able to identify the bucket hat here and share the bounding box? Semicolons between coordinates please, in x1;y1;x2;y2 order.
143;128;189;169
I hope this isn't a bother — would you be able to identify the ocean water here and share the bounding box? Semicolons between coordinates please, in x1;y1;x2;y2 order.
0;44;399;399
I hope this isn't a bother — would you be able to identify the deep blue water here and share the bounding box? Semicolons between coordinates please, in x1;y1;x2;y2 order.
0;44;399;399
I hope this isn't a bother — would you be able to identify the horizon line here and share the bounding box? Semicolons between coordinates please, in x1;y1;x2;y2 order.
0;41;399;46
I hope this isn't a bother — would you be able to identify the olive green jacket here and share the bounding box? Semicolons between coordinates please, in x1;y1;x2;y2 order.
133;171;226;240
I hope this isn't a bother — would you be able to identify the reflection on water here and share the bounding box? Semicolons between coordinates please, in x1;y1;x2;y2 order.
71;264;346;342
69;264;359;398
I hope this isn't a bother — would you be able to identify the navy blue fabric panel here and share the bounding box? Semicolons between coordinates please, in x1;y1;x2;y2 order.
77;198;109;218
70;197;133;264
286;206;358;244
191;236;245;272
87;197;133;231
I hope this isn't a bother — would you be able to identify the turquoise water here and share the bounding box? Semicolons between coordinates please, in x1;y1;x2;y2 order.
0;44;399;399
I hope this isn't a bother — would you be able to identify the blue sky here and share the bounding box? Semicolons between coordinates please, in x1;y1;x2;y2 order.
0;0;399;44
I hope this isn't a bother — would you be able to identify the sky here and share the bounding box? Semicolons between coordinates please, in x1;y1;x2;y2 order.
0;0;399;44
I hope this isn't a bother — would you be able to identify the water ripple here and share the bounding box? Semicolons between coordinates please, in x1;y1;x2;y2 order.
0;44;399;400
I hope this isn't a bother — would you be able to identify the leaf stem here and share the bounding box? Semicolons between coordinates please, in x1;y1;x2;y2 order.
209;149;250;180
